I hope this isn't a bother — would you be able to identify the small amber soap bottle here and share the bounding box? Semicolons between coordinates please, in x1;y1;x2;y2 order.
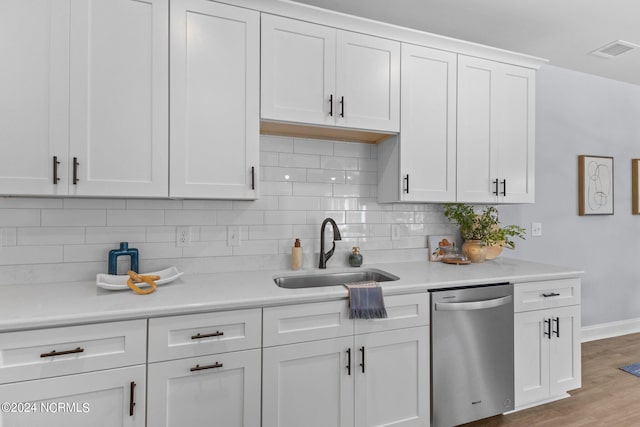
292;238;302;270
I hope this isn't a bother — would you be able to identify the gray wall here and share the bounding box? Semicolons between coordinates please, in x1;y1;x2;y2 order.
500;64;640;327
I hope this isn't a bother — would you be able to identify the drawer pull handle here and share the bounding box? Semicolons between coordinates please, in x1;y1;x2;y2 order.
190;362;223;372
191;331;224;340
40;347;84;358
542;292;561;298
129;381;136;416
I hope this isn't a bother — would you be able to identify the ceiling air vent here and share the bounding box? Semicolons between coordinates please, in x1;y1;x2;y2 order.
591;40;639;58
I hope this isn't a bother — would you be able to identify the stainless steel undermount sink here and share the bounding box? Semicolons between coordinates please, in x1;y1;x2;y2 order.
274;269;399;289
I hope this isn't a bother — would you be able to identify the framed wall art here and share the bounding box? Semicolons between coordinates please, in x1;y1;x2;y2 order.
632;159;640;214
578;155;613;215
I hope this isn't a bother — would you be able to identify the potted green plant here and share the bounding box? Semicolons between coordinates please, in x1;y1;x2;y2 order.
443;203;526;262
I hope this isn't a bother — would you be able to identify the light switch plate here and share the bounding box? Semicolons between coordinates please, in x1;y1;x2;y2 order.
228;226;241;246
531;222;542;237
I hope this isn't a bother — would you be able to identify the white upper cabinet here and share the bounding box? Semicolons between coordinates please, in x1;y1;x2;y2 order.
0;0;169;197
261;14;400;133
378;43;457;203
170;0;259;199
457;55;535;203
69;0;168;197
0;0;70;195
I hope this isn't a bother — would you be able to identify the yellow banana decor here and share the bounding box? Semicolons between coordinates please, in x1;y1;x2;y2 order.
126;271;161;295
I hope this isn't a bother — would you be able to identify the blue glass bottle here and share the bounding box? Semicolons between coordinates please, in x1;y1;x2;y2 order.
108;242;139;275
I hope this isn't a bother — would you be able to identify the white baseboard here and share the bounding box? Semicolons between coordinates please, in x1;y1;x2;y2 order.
581;317;640;342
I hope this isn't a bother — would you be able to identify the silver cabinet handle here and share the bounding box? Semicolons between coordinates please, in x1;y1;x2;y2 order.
435;295;512;311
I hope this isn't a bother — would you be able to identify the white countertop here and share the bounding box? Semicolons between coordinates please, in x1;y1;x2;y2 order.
0;258;582;332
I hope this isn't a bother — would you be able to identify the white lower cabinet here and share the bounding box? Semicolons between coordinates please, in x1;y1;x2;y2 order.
514;280;581;409
147;309;262;427
0;319;147;427
147;349;261;427
262;294;430;427
0;365;145;427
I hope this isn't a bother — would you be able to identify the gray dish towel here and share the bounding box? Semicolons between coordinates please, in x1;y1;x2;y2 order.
344;281;388;319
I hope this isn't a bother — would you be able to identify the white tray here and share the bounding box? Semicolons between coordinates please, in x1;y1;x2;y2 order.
96;267;183;291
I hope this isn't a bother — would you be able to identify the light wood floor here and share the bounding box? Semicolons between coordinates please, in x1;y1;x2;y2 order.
462;332;640;426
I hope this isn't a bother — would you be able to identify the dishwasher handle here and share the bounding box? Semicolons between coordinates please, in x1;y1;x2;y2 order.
435;295;512;311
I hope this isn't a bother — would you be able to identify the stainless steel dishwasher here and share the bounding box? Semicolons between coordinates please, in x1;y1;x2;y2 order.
430;283;514;427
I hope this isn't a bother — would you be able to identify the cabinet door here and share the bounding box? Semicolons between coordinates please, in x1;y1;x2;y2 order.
0;365;145;427
147;349;261;427
549;305;581;396
170;0;259;199
263;337;354;427
261;14;336;126
336;31;400;132
69;0;168;197
354;327;429;427
496;64;535;203
457;55;535;203
514;310;550;407
0;0;70;195
398;43;456;202
456;55;499;203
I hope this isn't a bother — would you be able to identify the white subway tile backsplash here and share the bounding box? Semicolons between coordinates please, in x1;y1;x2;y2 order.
262;166;307;182
0;245;63;265
345;171;377;185
294;138;334;155
0;197;62;209
332;184;370;198
260;181;293;196
126;199;183;210
232;196;279;211
359;158;378;172
261;135;294;152
232;239;279;256
346;211;383;224
63;243;113;263
182;241;233;258
0;137;455;284
182;200;233;210
278;196;321;211
279;153;321;169
86;226;146;244
146;226;179;243
249;225;293;240
1;228;17;246
321;156;358;171
0;209;41;227
334;142;373;158
265;211;307;225
164;210;215;226
19;227;85;245
307;169;346;184
260;151;280;167
64;198;126;209
216;210;264;225
42;209;106;227
292;183;333;197
200;225;233;241
107;210;165;226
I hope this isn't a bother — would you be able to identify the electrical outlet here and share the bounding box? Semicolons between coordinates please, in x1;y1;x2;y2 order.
176;226;191;247
228;226;241;247
391;224;401;241
531;222;542;237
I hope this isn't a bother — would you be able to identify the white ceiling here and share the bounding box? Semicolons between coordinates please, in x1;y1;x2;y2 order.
292;0;640;86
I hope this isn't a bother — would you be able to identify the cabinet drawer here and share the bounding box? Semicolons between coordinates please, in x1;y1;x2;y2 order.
0;319;146;385
263;300;353;347
148;309;261;362
514;278;581;312
354;292;430;334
